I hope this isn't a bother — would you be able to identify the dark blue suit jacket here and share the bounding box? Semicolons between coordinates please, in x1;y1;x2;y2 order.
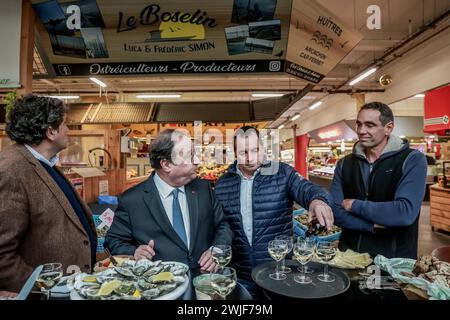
105;173;233;270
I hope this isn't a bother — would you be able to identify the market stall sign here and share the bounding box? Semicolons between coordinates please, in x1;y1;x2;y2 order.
30;0;361;80
285;0;363;83
30;0;290;76
0;0;22;88
424;85;450;133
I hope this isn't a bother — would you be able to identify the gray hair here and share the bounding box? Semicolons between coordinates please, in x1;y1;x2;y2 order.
149;129;190;169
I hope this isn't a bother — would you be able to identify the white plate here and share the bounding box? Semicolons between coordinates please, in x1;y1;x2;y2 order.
70;261;189;300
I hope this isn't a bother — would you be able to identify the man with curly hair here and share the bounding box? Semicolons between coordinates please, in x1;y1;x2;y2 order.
0;94;97;293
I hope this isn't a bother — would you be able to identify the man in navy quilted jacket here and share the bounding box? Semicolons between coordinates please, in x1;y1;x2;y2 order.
215;126;333;297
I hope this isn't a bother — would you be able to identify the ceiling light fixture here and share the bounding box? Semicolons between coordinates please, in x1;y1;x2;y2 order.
46;95;80;100
291;114;300;121
414;94;425;98
348;67;377;86
309;101;323;110
278;124;285;129
136;94;182;98
89;77;107;87
252;93;285;98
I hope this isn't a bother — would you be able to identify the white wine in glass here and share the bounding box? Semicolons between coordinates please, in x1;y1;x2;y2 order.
211;245;232;269
210;267;237;299
316;242;336;283
275;235;293;273
297;237;315;274
293;239;315;284
36;263;63;299
268;240;288;281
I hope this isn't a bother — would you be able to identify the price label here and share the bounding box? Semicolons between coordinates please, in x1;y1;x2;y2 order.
98;208;115;228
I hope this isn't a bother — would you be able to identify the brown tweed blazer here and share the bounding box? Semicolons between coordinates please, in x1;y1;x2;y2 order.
0;144;97;292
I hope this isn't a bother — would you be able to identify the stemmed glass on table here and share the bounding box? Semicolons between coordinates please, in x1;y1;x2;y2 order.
210;267;237;300
211;245;232;271
35;263;63;299
296;237;315;274
316;241;337;283
293;238;315;284
274;235;293;273
268;239;289;281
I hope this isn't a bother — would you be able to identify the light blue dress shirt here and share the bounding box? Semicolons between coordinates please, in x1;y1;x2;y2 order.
236;166;260;246
153;172;191;248
25;144;59;167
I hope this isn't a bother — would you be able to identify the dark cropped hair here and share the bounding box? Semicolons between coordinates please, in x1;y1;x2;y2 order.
359;102;394;126
149;129;179;169
6;94;67;145
233;126;260;150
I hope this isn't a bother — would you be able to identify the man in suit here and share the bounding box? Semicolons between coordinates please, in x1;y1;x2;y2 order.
105;129;232;272
0;94;97;292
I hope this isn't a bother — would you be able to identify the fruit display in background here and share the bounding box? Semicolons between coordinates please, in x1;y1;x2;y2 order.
197;163;229;181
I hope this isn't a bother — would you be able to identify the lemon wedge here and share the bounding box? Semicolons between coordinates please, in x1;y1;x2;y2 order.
133;289;141;299
152;272;173;283
97;279;122;296
82;275;98;283
114;257;129;267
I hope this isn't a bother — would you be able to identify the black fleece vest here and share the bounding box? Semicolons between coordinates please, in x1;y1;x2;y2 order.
340;148;419;259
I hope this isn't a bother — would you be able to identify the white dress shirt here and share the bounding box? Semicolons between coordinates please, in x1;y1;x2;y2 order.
153;172;191;248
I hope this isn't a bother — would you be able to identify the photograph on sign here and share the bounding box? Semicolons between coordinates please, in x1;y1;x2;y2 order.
231;0;278;24
49;34;87;58
245;37;274;54
31;0;292;75
33;0;74;36
80;27;109;58
60;0;106;29
225;25;249;55
249;19;281;40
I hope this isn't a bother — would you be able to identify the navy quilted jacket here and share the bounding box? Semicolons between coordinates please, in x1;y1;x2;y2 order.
215;161;330;281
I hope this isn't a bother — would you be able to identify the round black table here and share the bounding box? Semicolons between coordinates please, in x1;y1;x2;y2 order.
252;260;408;301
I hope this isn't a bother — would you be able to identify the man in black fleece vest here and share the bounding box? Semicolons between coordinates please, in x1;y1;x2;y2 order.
330;102;427;259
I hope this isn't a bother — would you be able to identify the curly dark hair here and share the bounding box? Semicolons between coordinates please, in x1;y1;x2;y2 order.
5;94;67;145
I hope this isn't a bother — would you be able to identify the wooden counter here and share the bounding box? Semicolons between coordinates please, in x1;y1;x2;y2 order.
65;168;126;203
430;184;450;232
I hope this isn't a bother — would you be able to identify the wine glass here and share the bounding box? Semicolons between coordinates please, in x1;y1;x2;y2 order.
268;240;288;281
297;237;315;274
316;241;336;283
275;235;293;273
36;263;63;299
211;245;232;270
210;267;237;300
293;238;315;284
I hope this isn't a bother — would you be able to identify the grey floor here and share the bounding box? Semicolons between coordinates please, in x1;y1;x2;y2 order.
418;204;450;256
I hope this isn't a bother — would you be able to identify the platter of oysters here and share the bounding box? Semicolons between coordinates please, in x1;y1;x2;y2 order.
68;259;189;300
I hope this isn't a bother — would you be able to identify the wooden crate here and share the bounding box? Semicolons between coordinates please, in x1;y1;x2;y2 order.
430;184;450;232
